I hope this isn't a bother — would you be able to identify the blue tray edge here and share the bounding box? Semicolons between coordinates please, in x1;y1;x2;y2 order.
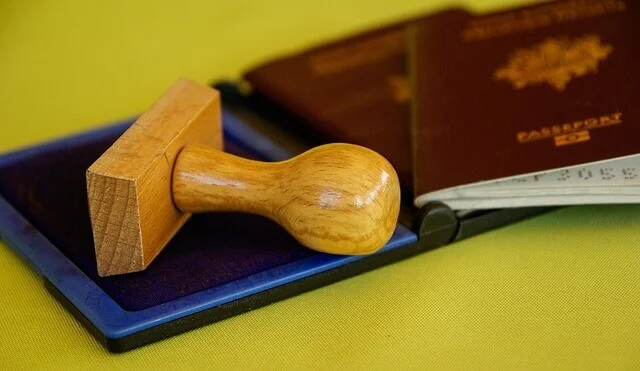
0;110;418;339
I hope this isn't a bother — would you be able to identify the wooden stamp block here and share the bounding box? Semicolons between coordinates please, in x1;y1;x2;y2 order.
87;79;401;276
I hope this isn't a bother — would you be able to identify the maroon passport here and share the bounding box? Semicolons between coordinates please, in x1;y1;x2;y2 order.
244;9;468;188
410;0;639;206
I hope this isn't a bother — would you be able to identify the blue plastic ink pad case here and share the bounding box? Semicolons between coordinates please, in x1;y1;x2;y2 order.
0;108;419;352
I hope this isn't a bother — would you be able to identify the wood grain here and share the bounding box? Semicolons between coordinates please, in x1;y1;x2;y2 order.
86;78;222;276
173;143;400;255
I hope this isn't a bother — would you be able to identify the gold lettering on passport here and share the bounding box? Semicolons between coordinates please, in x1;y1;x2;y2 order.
308;30;404;76
554;130;590;146
462;0;626;42
494;34;613;91
517;112;622;146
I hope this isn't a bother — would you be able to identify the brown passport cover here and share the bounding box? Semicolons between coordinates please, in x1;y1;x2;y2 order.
243;9;468;188
410;0;639;199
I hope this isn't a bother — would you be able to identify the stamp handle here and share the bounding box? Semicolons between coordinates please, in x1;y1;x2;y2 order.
173;143;401;255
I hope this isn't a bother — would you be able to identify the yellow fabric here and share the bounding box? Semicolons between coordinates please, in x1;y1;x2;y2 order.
1;0;639;368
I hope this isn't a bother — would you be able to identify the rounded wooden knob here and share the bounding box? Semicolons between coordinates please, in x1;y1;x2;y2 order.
172;143;401;255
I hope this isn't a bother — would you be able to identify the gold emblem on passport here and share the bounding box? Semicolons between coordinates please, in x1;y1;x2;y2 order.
495;34;613;91
387;75;410;103
517;112;622;147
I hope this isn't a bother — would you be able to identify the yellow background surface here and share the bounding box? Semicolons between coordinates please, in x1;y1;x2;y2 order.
2;0;640;368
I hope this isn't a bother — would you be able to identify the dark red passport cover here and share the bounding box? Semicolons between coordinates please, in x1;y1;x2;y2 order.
410;0;639;200
243;9;468;188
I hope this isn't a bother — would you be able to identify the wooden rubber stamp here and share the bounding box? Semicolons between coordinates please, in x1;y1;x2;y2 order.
86;78;400;276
